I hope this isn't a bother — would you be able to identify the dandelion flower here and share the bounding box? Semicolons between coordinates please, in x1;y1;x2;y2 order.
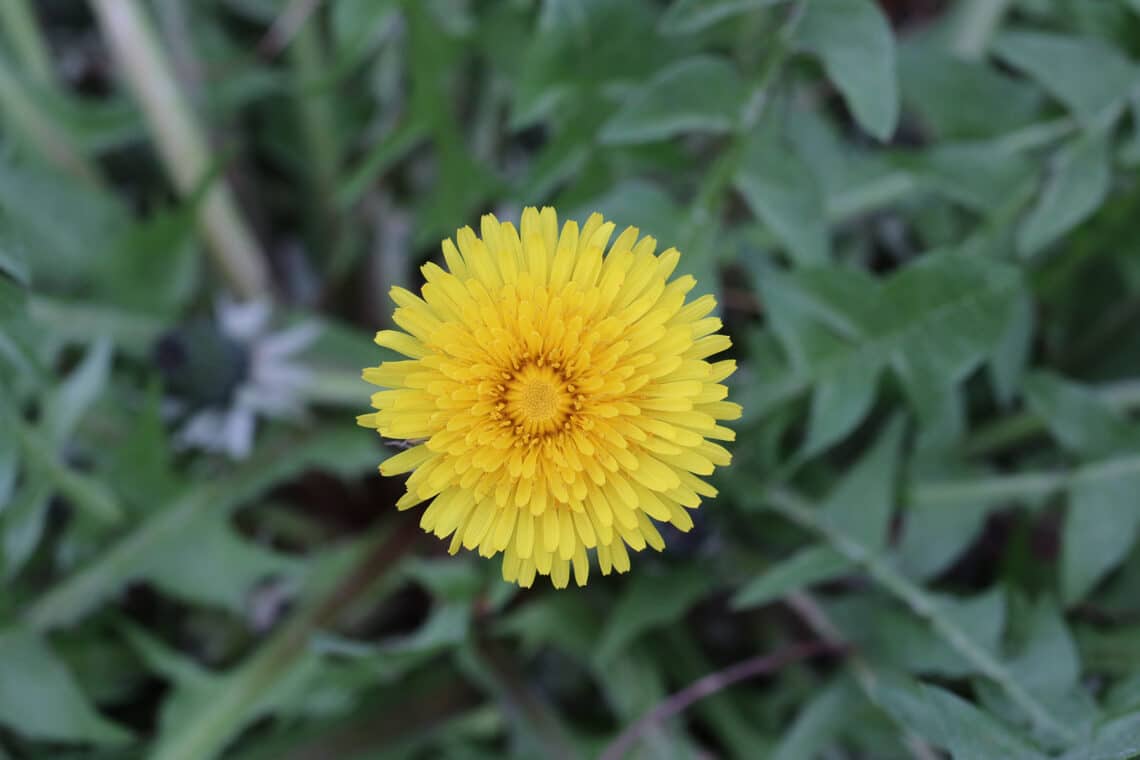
359;207;740;588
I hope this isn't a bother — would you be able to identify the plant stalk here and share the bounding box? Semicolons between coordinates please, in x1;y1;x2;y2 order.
0;56;100;184
0;0;53;82
88;0;271;301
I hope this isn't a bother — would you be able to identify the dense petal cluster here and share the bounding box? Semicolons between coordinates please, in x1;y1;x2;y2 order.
359;207;740;588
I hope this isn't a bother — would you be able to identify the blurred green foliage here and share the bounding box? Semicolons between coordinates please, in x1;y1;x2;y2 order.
3;0;1140;758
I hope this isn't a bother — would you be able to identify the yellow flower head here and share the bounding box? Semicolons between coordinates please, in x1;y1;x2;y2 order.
359;207;740;588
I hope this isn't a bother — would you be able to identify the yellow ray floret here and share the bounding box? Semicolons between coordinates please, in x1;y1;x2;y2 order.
359;207;740;588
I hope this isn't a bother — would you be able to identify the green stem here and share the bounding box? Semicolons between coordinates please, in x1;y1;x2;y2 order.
88;0;271;301
289;20;342;241
0;0;53;82
764;486;1077;746
0;56;100;184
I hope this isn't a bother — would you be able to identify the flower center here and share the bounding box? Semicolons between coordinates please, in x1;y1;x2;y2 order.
504;364;571;435
518;379;559;421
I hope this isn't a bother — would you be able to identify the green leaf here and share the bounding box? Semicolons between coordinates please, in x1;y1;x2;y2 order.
1018;133;1111;257
1024;373;1138;457
330;0;401;64
0;626;132;745
771;678;857;760
802;368;879;456
988;293;1035;407
873;676;1048;760
659;0;788;35
912;144;1037;214
595;566;712;664
495;593;601;660
3;478;52;577
760;251;1024;447
826;589;1007;678
1007;599;1080;702
0;158;124;289
822;415;905;549
512;0;666;128
23;427;378;631
734;128;830;266
0;237;29;286
1062;465;1140;604
797;0;899;141
1060;713;1140;760
91;208;199;316
0;427;16;508
141;514;304;614
895;496;992;581
994;31;1138;127
0;272;27;324
898;44;1043;140
732;544;852;609
599;56;745;144
43;338;112;445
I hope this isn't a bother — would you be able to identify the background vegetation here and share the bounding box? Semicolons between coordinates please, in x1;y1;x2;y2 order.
3;0;1140;757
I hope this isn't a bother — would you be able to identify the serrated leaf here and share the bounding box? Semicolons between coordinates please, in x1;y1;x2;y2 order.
330;0;401;63
761;251;1024;448
1018;134;1111;257
733;544;852;609
1024;373;1138;457
734;128;830;266
599;55;745;144
3;478;52;577
899;44;1043;140
0;158;124;288
1008;599;1080;701
771;678;857;760
988;293;1034;407
0;626;132;745
495;593;601;660
24;427;378;631
826;589;1006;678
0;237;29;286
994;31;1138;127
1060;713;1140;760
659;0;788;35
1063;469;1140;605
801;368;879;456
513;0;668;128
43;338;112;445
873;676;1048;760
91;208;199;316
0;428;17;508
595;566;712;664
895;496;992;581
913;144;1037;213
0;274;27;324
797;0;898;141
140;514;304;613
822;415;905;549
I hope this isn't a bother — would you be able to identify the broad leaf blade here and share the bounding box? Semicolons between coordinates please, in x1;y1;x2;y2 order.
798;0;899;141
